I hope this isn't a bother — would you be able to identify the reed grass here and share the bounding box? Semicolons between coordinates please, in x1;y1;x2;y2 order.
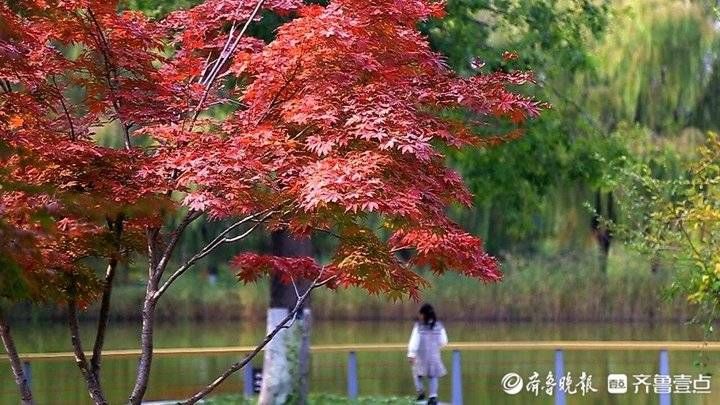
9;247;693;322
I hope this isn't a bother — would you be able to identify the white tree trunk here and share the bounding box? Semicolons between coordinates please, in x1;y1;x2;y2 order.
258;307;311;405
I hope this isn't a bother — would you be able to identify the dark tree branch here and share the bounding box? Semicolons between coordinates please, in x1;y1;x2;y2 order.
89;214;124;380
90;258;117;380
178;274;335;404
51;76;77;141
190;0;267;128
68;297;108;405
154;210;274;300
153;210;203;284
84;9;132;149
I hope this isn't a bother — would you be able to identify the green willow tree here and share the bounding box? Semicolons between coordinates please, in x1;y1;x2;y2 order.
423;0;616;258
427;0;719;274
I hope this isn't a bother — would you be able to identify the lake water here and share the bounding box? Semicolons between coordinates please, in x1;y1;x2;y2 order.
2;320;719;404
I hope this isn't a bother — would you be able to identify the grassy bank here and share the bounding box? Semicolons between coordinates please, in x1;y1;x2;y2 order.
206;394;414;404
9;248;693;322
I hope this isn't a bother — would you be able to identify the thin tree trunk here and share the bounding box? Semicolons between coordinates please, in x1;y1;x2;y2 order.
0;308;34;405
128;284;158;405
128;210;271;404
91;215;123;381
68;298;108;405
90;257;117;382
259;231;312;405
648;254;661;321
129;217;192;405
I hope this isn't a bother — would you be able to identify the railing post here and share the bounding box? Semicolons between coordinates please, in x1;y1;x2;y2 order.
347;351;358;400
554;350;565;405
451;349;463;405
659;349;671;405
243;363;254;397
22;361;31;392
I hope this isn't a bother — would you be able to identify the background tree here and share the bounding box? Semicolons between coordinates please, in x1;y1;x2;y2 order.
258;231;313;405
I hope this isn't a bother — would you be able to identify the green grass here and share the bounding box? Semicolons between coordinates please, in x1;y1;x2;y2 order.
205;393;415;404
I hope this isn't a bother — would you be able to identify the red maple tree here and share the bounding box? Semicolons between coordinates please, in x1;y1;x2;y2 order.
0;0;542;403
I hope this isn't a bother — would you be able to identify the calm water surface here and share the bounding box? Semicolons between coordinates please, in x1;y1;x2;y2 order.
1;320;719;404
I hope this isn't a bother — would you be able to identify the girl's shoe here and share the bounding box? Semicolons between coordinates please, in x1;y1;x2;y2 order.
427;397;438;405
416;392;426;401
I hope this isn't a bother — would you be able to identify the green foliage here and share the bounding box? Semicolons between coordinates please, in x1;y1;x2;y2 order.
121;0;202;17
419;0;622;252
616;132;720;330
432;0;720;255
0;251;29;302
424;0;608;76
205;393;415;404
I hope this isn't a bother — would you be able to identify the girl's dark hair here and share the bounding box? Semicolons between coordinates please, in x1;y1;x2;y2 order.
419;303;437;329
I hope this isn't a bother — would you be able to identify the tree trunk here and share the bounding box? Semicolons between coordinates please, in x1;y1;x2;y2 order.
91;215;123;383
129;227;165;405
0;308;34;405
91;257;117;383
648;254;661;321
591;190;614;273
258;231;312;405
129;291;157;405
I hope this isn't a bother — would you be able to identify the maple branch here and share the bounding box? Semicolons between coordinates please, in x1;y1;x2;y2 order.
255;61;302;125
312;226;342;240
130;206;280;403
179;273;336;404
190;0;267;127
84;9;132;150
199;24;237;86
390;245;414;254
90;215;124;381
153;209;275;300
51;77;76;141
68;296;108;405
0;307;34;405
89;258;116;377
153;210;203;284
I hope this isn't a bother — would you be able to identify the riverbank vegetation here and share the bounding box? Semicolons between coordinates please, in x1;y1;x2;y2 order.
206;394;415;404
8;247;691;322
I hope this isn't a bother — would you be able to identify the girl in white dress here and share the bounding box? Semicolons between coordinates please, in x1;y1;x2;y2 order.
408;303;448;404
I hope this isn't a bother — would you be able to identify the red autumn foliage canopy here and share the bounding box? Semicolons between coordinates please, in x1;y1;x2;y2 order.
1;0;543;302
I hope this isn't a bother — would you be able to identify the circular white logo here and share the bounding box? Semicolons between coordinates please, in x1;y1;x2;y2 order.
501;372;524;395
